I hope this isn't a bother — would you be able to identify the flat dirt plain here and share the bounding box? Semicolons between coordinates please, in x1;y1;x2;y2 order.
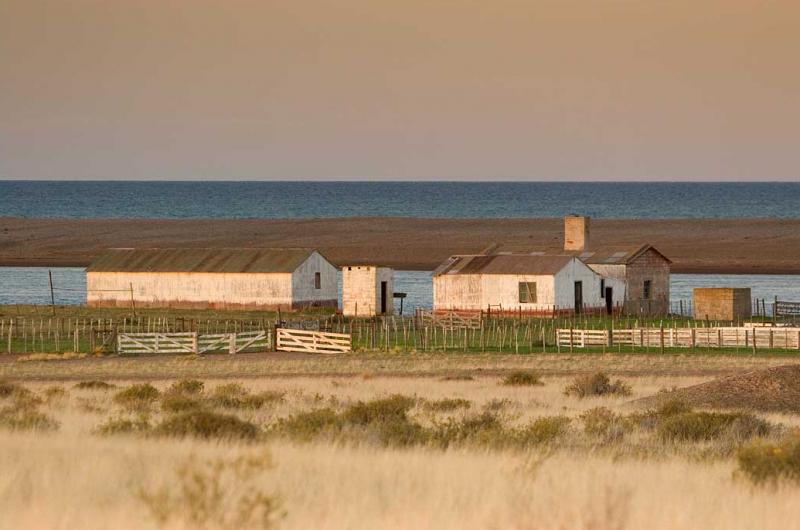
2;217;800;272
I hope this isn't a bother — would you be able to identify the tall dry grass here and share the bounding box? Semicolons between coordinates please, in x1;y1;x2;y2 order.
0;374;798;529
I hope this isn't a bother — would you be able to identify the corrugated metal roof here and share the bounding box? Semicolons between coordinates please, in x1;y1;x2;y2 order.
87;248;319;273
433;254;574;276
569;244;672;265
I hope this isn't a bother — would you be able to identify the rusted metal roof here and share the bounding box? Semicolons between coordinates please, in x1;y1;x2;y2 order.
433;254;575;276
87;248;319;273
570;244;672;265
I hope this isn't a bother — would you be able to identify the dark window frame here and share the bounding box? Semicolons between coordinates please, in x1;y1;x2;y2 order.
600;279;605;298
643;279;652;300
314;272;321;289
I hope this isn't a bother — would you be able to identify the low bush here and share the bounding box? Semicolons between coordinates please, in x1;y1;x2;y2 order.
581;407;631;442
114;384;161;411
430;412;504;448
0;381;28;399
209;383;284;410
501;371;543;387
167;379;204;395
342;395;416;426
154;411;260;441
564;372;632;398
95;416;152;436
274;408;344;442
517;416;571;446
161;393;205;414
483;398;513;412
0;405;59;432
657;411;770;442
75;380;116;391
422;398;471;413
738;436;800;484
440;374;475;382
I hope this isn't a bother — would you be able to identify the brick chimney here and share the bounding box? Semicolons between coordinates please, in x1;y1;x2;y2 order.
564;215;590;252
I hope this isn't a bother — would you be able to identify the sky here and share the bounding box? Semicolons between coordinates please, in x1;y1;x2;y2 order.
1;0;799;181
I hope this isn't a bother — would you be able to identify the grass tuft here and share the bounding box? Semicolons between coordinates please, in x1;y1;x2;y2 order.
114;384;161;411
738;436;800;484
153;410;260;441
501;371;543;387
75;380;116;391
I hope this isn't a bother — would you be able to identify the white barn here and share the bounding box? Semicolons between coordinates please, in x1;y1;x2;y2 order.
433;254;607;315
87;248;337;311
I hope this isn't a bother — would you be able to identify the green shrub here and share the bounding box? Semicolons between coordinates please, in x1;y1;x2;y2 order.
564;372;632;398
422;398;471;413
168;379;204;395
114;384;161;411
209;383;284;410
0;405;59;431
75;380;116;391
95;416;152;436
581;407;631;441
517;416;571;445
501;371;543;387
154;411;260;441
738;436;800;484
274;408;344;442
657;412;770;442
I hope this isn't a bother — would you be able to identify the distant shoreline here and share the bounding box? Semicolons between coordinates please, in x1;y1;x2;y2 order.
1;217;800;274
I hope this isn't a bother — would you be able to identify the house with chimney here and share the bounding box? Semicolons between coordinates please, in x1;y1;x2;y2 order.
432;216;671;315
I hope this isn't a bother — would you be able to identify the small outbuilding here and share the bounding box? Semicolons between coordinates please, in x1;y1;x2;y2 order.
341;265;394;317
87;247;337;311
693;288;752;321
433;254;604;314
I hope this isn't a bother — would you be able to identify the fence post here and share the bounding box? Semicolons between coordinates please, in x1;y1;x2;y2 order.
192;332;198;355
229;333;236;354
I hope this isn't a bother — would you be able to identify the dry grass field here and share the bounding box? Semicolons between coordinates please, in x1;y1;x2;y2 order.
2;355;800;529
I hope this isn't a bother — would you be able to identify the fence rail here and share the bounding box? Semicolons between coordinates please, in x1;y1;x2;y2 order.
557;327;800;350
117;330;271;355
276;328;351;354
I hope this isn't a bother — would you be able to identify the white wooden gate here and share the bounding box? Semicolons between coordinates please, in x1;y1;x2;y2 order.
117;330;270;355
276;328;351;354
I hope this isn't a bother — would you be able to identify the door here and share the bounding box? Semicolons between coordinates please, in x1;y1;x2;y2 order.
605;287;613;315
574;281;583;314
380;281;388;314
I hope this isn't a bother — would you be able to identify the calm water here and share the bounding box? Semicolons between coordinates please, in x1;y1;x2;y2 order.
2;181;800;219
3;268;800;314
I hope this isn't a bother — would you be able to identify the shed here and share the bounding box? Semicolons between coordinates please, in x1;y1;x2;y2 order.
342;265;394;317
693;288;752;321
86;248;337;311
433;254;604;314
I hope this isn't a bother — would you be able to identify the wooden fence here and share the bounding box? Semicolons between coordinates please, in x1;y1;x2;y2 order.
117;330;270;355
416;309;482;329
276;328;351;354
557;327;800;350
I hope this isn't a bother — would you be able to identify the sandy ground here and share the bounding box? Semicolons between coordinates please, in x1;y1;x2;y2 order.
1;217;799;273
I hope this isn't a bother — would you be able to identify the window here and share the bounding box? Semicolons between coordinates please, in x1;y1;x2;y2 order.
600;279;605;298
314;272;321;289
643;280;652;300
518;282;537;303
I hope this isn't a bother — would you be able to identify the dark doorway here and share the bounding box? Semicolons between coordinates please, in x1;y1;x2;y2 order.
574;281;583;314
380;281;388;314
605;287;613;315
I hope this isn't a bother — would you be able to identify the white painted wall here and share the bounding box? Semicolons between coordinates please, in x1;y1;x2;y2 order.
588;264;627;307
553;259;604;309
291;251;338;306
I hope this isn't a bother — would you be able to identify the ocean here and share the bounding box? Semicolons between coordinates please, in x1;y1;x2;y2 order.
2;181;800;219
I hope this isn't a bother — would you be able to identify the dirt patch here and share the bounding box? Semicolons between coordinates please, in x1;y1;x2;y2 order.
632;364;800;413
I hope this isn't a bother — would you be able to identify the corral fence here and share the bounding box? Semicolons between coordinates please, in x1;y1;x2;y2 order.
556;326;800;351
276;328;351;354
117;330;271;355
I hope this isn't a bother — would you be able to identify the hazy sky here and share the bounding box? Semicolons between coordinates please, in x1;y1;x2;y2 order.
1;0;799;181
